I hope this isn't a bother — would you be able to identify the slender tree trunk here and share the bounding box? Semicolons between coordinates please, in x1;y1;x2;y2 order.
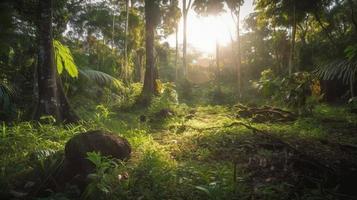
183;0;188;78
351;77;355;98
236;7;242;99
216;40;220;82
135;51;143;83
347;0;357;32
112;6;115;51
175;23;179;82
288;2;296;75
138;0;158;105
124;0;130;82
33;0;78;123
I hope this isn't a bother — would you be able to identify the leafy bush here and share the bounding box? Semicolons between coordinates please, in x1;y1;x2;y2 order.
148;82;178;114
254;69;322;114
252;69;280;99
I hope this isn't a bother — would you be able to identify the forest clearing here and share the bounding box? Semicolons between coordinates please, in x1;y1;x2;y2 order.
1;0;357;199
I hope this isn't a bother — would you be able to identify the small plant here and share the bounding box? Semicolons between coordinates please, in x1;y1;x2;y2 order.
348;97;357;113
82;152;128;200
94;104;112;122
148;82;178;114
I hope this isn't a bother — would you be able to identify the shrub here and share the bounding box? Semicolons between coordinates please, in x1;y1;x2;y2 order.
253;69;323;115
148;82;178;114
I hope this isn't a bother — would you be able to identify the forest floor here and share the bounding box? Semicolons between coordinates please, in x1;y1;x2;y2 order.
1;104;357;199
111;104;357;199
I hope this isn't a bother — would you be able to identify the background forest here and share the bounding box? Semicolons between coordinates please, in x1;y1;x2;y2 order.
0;0;357;199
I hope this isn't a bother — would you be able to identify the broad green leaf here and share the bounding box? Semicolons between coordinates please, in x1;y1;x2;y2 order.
53;40;79;78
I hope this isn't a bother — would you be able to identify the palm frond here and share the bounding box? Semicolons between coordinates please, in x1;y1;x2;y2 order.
78;69;124;90
314;59;357;84
0;81;15;116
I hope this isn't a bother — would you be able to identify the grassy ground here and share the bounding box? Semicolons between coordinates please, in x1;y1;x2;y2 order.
1;103;357;200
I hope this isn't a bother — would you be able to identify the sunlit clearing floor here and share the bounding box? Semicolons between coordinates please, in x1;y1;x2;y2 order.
1;104;357;200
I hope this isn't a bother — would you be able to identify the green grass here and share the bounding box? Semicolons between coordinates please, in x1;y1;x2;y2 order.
1;102;357;199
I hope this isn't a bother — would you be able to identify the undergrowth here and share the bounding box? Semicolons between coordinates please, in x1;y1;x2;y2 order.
1;98;357;199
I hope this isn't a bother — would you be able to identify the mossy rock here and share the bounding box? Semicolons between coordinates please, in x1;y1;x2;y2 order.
61;130;131;186
65;130;131;165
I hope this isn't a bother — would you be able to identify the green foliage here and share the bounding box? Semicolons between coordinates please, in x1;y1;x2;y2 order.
128;149;177;199
79;68;124;90
53;40;79;78
253;69;280;98
345;44;357;61
82;152;127;200
94;104;113;125
0;80;16;121
314;59;357;85
148;82;178;114
348;97;357;112
254;69;322;114
0;121;89;195
281;72;319;112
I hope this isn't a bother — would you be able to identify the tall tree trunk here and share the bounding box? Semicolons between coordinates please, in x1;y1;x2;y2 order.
351;77;355;98
216;40;220;82
124;0;130;82
33;0;78;123
183;0;188;78
175;23;179;82
112;6;115;51
347;0;357;31
236;7;242;99
135;50;144;83
138;0;158;105
288;2;296;75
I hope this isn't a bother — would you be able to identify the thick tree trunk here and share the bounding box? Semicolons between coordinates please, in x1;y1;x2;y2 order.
288;3;297;75
138;0;158;106
33;0;79;123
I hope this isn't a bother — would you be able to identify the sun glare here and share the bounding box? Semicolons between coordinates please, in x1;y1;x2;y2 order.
189;15;234;53
166;0;253;55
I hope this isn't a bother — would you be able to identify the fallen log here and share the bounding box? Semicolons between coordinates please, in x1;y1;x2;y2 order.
234;104;297;123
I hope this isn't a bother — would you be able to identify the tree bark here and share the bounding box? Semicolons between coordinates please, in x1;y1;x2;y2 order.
33;0;79;123
216;40;220;82
351;77;355;98
288;2;296;75
123;0;130;82
347;0;357;31
112;5;115;51
183;0;188;78
175;23;179;82
236;6;242;99
138;0;158;106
